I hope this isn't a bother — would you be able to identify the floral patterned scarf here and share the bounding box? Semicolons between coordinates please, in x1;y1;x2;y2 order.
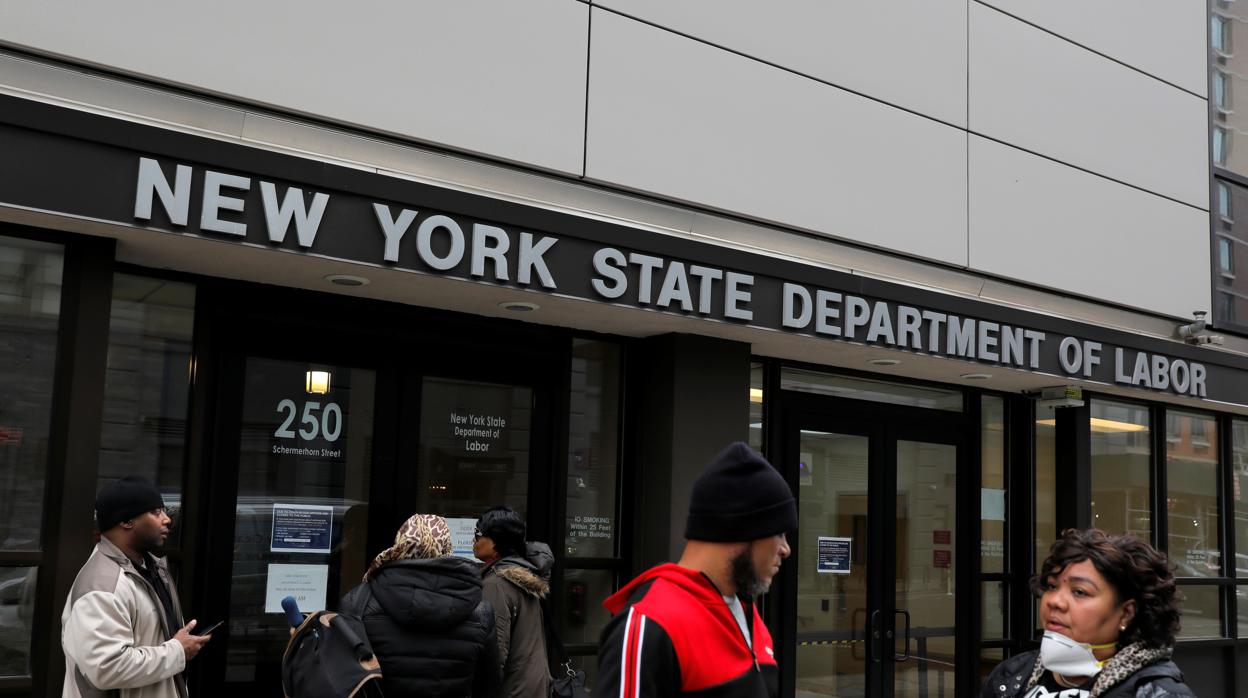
364;513;453;582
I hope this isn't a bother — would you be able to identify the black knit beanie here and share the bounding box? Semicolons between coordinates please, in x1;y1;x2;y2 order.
685;442;797;542
95;476;165;532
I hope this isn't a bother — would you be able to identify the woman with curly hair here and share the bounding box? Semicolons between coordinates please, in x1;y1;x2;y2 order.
981;528;1196;698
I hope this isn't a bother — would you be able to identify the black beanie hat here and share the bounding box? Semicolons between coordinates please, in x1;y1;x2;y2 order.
478;506;526;557
685;442;797;542
95;476;165;532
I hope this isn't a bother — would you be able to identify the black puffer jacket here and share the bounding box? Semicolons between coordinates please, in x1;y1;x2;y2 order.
982;649;1196;698
341;556;501;698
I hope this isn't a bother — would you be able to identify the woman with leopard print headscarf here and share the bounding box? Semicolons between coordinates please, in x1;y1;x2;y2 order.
981;528;1196;698
340;513;502;697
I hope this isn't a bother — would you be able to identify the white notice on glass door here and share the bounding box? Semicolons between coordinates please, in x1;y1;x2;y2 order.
446;517;479;561
264;563;329;614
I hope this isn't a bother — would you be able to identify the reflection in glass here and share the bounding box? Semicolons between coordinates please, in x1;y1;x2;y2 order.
749;362;764;453
982;582;1006;641
979;648;1005;688
894;440;957;698
1234;421;1248;580
99;274;196;545
565;340;620;558
1090;400;1151;540
417;377;531;520
1167;412;1219;578
1238;585;1248;638
0;567;36;676
557;568;615;647
227;358;375;689
1034;405;1057;578
1035;403;1056;635
1176;585;1222;639
0;237;62;551
981;396;1006;574
568;655;599;690
795;431;868;698
781;368;962;412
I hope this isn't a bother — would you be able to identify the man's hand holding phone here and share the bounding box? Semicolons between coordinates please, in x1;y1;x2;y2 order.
173;619;214;661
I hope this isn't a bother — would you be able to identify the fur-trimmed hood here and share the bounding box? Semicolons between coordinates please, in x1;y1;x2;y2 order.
487;541;552;599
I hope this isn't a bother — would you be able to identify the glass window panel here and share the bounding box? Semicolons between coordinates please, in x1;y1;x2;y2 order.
981;396;1006;573
796;430;869;698
1220;181;1233;220
227;358;375;686
781;368;962;412
979;647;1005;687
565;339;621;558
0;566;36;676
0;237;62;550
1035;404;1057;576
1234;421;1248;579
556;568;615;647
1167;412;1220;578
749;362;764;453
981;582;1007;641
1035;403;1057;633
98;274;195;546
1177;585;1222;639
416;376;531;519
894;440;957;698
1090;400;1151;540
567;655;599;689
1238;584;1247;638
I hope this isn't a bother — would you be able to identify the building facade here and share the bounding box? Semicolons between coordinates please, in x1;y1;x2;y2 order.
0;2;1245;696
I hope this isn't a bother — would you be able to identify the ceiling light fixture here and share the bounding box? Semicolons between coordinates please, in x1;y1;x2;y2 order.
324;274;369;287
1036;417;1149;433
499;301;540;312
866;358;900;367
960;373;992;380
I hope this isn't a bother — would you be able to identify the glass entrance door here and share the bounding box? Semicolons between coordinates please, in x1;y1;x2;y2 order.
224;357;376;688
790;421;961;698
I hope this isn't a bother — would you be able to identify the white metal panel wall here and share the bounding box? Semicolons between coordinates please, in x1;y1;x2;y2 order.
969;3;1209;208
969;136;1211;319
592;0;968;127
977;0;1208;96
584;8;969;266
0;1;1215;318
0;0;589;175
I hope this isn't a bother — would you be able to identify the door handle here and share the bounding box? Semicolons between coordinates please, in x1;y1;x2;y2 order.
850;607;867;661
893;609;911;662
869;610;882;664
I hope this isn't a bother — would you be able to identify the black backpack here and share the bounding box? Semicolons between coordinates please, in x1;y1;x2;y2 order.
281;610;384;698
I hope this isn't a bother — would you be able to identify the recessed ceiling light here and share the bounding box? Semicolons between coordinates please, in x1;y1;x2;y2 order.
960;373;992;380
324;274;369;287
866;358;900;367
499;301;539;312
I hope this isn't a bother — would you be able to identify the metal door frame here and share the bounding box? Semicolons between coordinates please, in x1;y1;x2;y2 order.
771;389;976;698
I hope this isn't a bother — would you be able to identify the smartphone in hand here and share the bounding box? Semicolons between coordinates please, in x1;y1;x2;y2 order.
192;621;223;636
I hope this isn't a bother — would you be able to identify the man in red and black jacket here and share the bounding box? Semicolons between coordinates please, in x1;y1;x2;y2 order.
597;442;795;698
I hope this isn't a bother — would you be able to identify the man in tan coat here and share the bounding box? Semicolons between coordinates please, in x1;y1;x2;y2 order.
62;477;211;698
474;506;553;698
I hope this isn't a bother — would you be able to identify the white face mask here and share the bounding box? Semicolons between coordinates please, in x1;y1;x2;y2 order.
1039;630;1116;678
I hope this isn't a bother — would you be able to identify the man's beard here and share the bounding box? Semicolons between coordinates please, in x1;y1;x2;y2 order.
730;545;770;599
